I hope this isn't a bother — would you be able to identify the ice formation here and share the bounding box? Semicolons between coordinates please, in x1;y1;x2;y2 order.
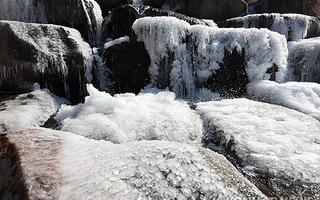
5;128;266;199
55;84;202;143
223;13;319;41
133;17;288;98
0;87;66;132
197;98;320;197
287;37;320;82
104;36;130;49
247;80;320;120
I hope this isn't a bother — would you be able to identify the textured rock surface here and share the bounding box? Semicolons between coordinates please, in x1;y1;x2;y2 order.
220;14;320;41
197;99;320;198
0;128;267;199
0;0;103;46
142;0;248;21
0;21;91;103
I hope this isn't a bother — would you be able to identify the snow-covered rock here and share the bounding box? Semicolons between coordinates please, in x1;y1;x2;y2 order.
103;41;151;94
133;17;288;98
141;0;248;21
0;0;103;46
102;4;211;41
0;88;65;133
197;98;320;198
0;127;267;199
247;80;320;120
0;21;92;103
220;14;320;41
55;85;202;144
288;37;320;83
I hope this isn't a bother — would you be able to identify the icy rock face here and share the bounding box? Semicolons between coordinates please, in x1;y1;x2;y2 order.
288;37;320;83
1;128;267;199
0;0;103;46
197;98;320;198
55;85;202;143
133;17;288;98
0;88;65;133
103;41;151;94
142;0;247;21
247;80;320;120
220;14;320;41
0;21;92;103
102;4;211;41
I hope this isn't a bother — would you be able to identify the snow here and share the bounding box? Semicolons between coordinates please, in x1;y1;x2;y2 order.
247;80;320;120
287;37;320;82
225;14;316;41
104;36;130;49
197;98;320;187
55;84;202;143
133;17;288;98
0;87;66;132
8;127;266;199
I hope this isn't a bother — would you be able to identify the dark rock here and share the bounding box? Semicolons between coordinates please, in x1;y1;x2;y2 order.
102;4;211;41
103;41;150;94
95;0;128;17
142;0;248;21
0;21;91;103
219;13;320;41
0;0;102;46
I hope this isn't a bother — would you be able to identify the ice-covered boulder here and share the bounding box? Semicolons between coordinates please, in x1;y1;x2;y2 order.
102;4;212;41
220;14;320;41
55;85;202;144
287;37;320;83
0;88;65;133
133;17;288;98
247;80;320;120
0;0;103;46
141;0;248;21
0;127;267;199
197;98;320;198
0;21;92;103
103;40;151;94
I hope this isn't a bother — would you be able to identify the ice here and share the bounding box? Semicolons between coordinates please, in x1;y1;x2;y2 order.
247;80;320;120
197;98;320;196
133;17;288;98
287;37;320;82
104;36;130;49
0;87;66;132
224;13;317;41
7;128;266;199
55;84;202;143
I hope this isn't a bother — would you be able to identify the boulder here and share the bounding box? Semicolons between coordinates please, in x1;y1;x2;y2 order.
95;0;127;17
103;41;150;94
0;88;65;133
0;127;267;199
247;80;320;120
142;0;248;21
219;14;320;41
0;0;103;46
102;4;212;41
0;21;92;103
197;98;320;198
287;37;320;82
133;17;288;98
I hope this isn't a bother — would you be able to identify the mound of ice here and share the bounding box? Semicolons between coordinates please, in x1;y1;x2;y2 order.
56;84;202;143
247;80;320;120
133;17;288;97
197;98;320;197
0;88;66;132
5;128;266;199
222;14;320;41
287;37;320;83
